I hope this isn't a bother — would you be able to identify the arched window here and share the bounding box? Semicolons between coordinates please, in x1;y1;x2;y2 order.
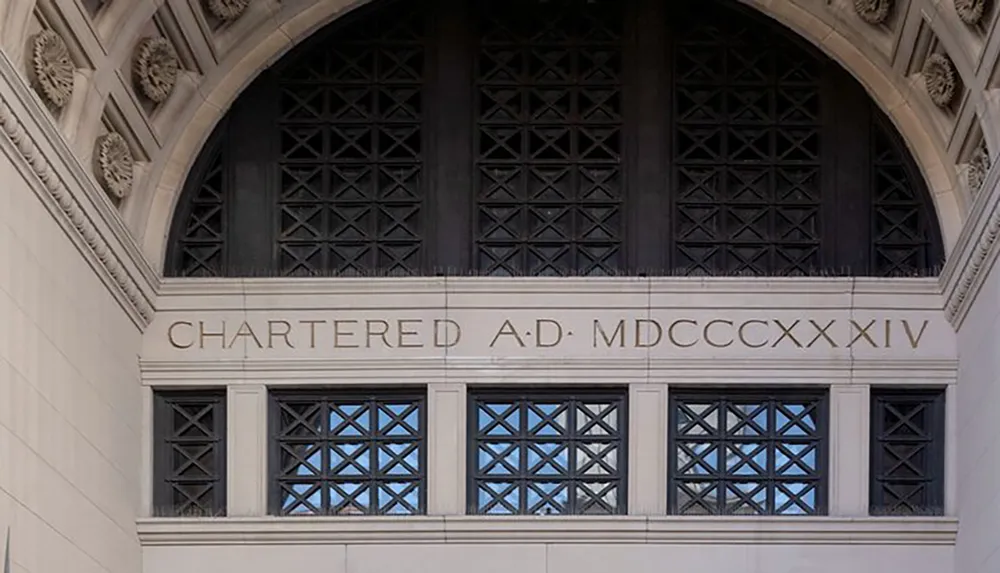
167;0;944;278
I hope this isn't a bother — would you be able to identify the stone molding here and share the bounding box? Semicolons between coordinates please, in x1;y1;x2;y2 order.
942;154;1000;328
0;51;156;328
135;516;958;545
139;357;958;386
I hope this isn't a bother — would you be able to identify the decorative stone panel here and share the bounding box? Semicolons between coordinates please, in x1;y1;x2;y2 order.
203;0;250;22
968;139;991;192
854;0;892;24
133;37;180;104
955;0;987;25
94;132;135;201
922;53;958;108
27;29;74;109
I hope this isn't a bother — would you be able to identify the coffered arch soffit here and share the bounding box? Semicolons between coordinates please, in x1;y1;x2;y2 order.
106;0;974;271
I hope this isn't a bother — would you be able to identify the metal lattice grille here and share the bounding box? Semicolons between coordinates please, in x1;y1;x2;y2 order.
166;0;944;279
175;147;226;277
669;392;827;515
271;392;425;515
872;121;934;276
153;391;226;517
474;0;624;276
870;389;944;516
672;10;823;276
276;0;426;276
469;391;626;515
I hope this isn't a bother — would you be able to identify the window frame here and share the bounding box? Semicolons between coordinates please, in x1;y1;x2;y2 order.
868;387;946;517
152;389;228;517
666;387;830;516
267;388;428;516
466;387;629;516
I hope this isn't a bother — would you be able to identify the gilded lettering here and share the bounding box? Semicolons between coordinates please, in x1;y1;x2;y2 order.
397;319;424;348
199;320;226;349
772;319;803;348
806;319;838;348
490;319;526;348
668;319;697;348
299;320;325;349
536;319;563;348
738;320;768;349
333;320;359;348
704;319;734;348
434;319;461;348
902;319;929;349
366;320;392;348
593;319;625;348
168;321;194;349
229;321;263;349
848;319;878;348
267;320;294;349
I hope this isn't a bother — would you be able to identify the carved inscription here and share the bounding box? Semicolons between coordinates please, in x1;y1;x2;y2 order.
166;315;932;351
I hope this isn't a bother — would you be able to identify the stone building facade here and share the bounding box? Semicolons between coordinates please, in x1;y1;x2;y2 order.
0;0;998;572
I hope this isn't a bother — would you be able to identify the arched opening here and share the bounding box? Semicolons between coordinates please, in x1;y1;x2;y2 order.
165;0;944;278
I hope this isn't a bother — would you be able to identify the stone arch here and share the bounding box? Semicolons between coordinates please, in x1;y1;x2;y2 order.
134;0;963;274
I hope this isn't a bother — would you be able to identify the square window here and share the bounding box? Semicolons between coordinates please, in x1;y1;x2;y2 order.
468;389;627;515
153;390;227;517
270;390;426;515
869;388;945;516
668;390;828;516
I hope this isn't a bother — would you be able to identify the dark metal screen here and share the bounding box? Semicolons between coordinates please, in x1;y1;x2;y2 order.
275;0;426;276
871;121;936;276
270;391;426;515
668;391;827;515
153;390;227;517
172;144;226;277
166;0;944;278
474;0;624;276
469;390;627;515
869;389;945;516
671;12;822;275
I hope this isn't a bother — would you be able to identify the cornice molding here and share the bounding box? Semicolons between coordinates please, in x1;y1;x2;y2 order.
138;357;958;384
135;516;958;546
0;51;157;329
942;157;1000;329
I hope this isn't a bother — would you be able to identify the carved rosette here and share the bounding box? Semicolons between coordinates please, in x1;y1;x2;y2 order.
134;37;180;103
94;132;135;200
28;30;75;109
955;0;987;25
923;53;958;108
204;0;250;22
968;140;991;192
854;0;892;24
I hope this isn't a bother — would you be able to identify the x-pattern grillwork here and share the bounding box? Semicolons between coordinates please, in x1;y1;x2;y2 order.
474;0;623;276
167;0;944;279
870;390;944;516
154;392;226;517
175;148;226;277
470;392;625;515
669;393;826;516
272;393;425;516
672;10;822;276
276;0;425;276
871;123;933;276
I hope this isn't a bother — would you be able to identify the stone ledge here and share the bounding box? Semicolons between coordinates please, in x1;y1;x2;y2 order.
136;516;958;546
